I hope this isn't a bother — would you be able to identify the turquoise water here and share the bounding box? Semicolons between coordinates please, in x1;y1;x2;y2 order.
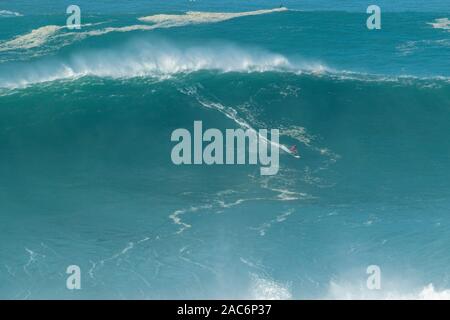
0;1;450;299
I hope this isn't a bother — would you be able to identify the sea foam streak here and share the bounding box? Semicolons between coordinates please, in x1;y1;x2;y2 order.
138;7;288;26
0;25;62;51
0;22;106;53
0;10;23;17
75;8;288;38
0;8;287;53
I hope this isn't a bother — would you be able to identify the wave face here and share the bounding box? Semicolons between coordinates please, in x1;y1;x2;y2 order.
1;3;450;299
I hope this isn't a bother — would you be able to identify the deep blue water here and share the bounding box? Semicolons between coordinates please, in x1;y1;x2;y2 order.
0;1;450;299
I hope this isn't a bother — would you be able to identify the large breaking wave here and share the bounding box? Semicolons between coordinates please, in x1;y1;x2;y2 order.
0;39;329;89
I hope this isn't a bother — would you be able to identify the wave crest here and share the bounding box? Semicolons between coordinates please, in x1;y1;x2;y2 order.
0;40;322;88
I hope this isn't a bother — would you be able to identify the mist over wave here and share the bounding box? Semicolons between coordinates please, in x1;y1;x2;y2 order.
327;282;450;300
0;39;329;88
0;25;62;51
249;274;292;300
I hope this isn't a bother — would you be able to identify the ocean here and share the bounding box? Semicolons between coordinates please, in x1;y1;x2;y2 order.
0;0;449;299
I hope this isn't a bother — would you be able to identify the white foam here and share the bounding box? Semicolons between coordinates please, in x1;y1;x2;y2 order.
0;8;287;53
169;209;192;234
195;97;300;158
253;209;294;236
79;24;156;37
169;204;213;234
0;25;62;51
87;8;288;38
0;40;302;88
326;281;450;300
250;274;292;300
138;7;288;27
428;18;450;30
0;22;108;53
418;284;450;300
0;10;23;17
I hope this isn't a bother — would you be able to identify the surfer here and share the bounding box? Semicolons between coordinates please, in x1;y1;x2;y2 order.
289;145;298;155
